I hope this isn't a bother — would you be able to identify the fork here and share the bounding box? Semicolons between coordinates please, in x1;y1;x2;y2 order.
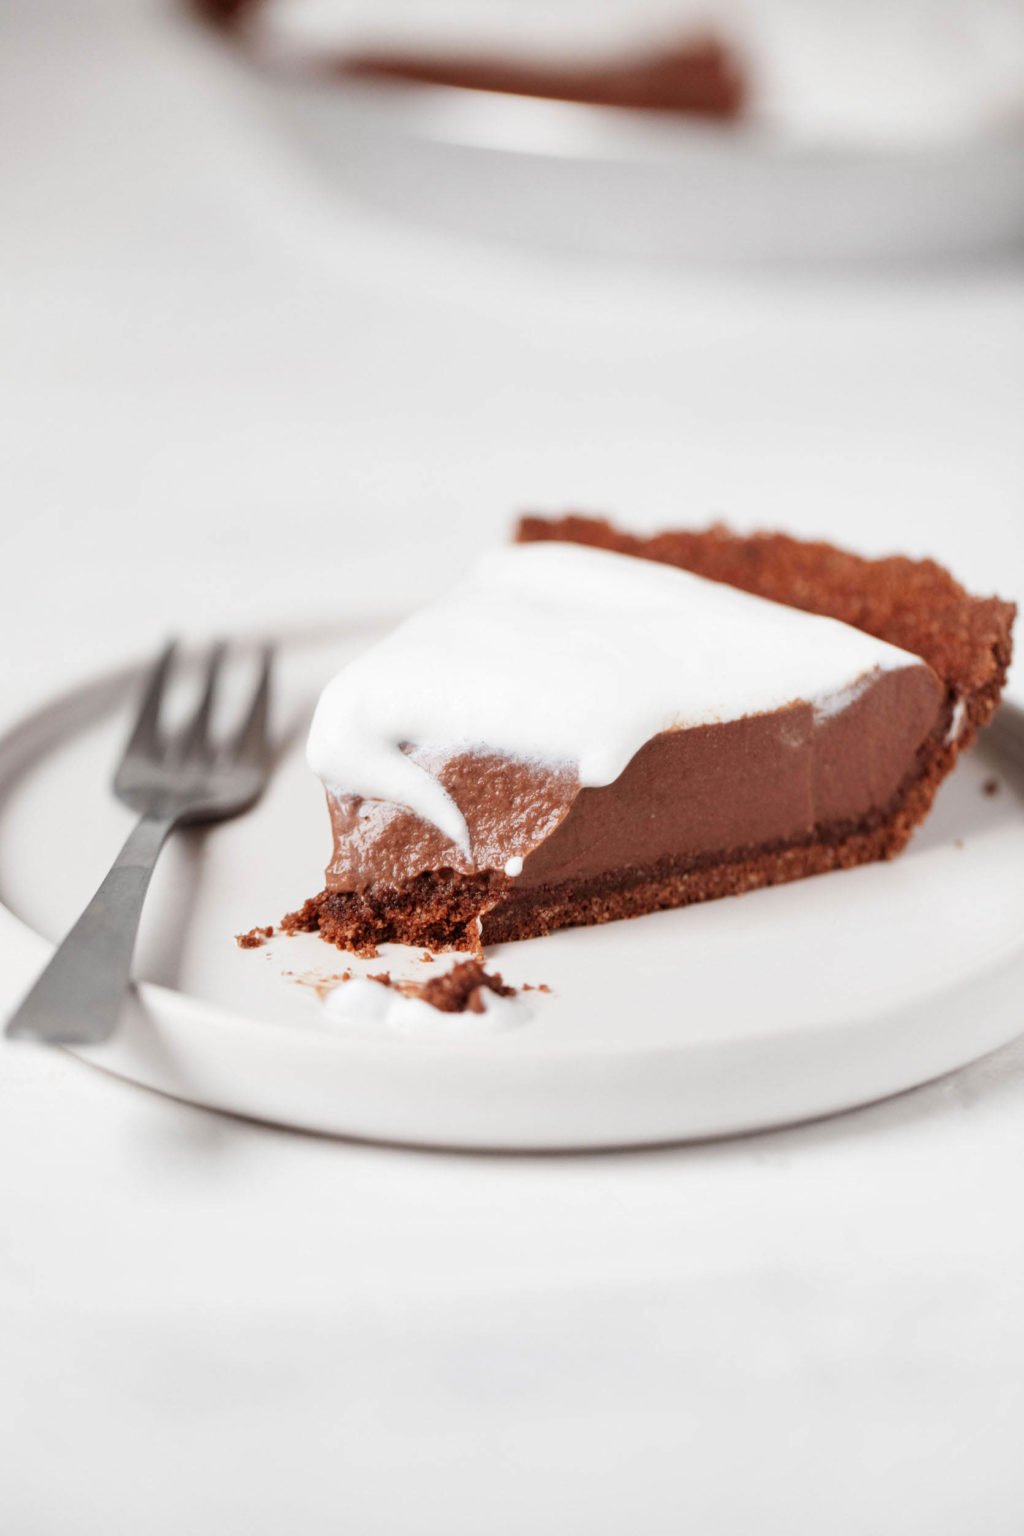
5;640;274;1046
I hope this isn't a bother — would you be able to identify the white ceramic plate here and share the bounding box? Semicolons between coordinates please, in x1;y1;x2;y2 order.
252;63;1024;264
2;618;1024;1150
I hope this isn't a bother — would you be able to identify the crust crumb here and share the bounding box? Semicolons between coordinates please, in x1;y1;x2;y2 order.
236;925;274;949
285;969;353;1000
412;961;515;1014
344;960;516;1014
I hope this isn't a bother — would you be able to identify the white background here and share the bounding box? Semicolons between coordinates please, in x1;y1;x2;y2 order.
2;2;1024;1531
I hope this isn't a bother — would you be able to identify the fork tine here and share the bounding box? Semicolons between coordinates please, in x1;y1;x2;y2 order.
230;644;274;765
175;642;227;759
120;639;177;764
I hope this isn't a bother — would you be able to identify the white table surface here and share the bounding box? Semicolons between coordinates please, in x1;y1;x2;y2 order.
3;3;1024;1532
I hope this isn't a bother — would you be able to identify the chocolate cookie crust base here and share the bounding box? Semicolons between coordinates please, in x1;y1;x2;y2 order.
288;519;1014;956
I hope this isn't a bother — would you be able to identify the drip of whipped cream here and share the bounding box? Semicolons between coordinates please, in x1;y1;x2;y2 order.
307;541;925;853
945;696;969;745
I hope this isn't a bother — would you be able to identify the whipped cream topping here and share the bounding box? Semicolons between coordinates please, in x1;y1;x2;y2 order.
307;541;926;855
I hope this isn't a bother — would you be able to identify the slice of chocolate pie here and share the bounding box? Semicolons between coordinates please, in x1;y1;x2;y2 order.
286;518;1014;956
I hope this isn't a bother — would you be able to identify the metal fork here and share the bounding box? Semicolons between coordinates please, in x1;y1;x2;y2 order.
5;640;274;1046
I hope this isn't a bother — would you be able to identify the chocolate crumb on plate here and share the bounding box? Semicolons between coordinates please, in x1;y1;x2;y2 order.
236;925;274;949
412;961;516;1014
350;961;517;1015
282;969;354;1000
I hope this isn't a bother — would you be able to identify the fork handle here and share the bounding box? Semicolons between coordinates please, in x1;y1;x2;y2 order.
6;813;176;1046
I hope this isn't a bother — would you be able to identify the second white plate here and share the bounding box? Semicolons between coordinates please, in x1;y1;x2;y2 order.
257;66;1024;264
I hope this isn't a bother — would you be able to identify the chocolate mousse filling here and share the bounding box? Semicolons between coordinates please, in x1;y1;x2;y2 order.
285;520;1014;956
